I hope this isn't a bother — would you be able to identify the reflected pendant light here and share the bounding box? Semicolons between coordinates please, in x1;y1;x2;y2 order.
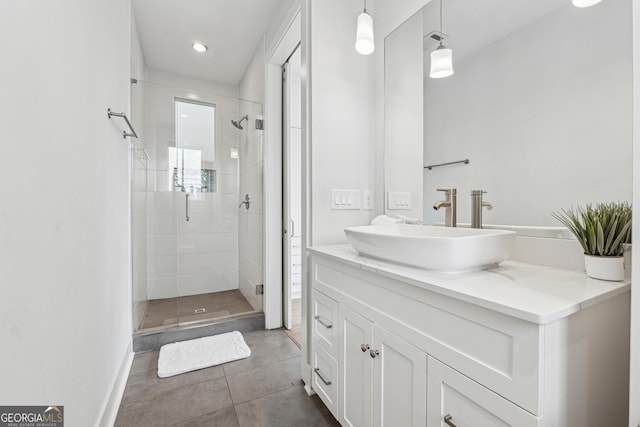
429;0;454;78
572;0;602;7
355;0;375;55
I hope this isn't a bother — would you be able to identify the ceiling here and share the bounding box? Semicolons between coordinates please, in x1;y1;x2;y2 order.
421;0;567;61
132;0;290;85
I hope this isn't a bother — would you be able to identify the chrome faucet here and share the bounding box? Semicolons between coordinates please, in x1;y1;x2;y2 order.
471;190;493;229
433;188;457;227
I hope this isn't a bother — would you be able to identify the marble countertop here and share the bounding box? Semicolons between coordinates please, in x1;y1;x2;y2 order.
308;244;631;324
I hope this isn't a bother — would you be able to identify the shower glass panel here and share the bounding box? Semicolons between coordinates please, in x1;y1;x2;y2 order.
130;80;264;333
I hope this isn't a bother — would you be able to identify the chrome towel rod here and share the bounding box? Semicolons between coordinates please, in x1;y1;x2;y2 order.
107;108;138;139
424;159;469;170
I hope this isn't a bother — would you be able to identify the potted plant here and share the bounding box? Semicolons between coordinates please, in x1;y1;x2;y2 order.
552;202;631;281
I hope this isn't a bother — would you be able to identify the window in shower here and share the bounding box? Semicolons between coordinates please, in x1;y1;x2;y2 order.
172;99;216;192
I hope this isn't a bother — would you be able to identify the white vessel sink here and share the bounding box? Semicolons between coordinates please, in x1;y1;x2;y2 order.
344;224;517;272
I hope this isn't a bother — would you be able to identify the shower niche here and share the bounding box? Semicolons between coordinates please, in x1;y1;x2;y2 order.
130;79;265;341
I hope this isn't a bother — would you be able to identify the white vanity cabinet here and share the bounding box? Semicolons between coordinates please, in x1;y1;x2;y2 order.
309;246;630;427
338;306;427;427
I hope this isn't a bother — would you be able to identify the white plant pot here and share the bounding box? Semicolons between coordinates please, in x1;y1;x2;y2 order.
584;255;625;281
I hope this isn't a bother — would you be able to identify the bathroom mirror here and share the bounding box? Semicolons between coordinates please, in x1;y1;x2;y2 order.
384;0;632;230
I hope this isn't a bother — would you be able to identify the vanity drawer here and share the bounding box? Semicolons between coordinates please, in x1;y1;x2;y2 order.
427;357;540;427
312;339;338;417
312;290;339;357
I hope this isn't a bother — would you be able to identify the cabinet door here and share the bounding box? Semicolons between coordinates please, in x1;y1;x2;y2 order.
339;306;373;427
372;324;427;427
427;357;539;427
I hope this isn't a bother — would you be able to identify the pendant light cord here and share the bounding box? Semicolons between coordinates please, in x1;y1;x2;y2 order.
364;0;367;13
439;0;444;48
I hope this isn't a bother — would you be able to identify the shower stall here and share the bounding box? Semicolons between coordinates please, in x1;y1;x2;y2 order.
130;80;264;344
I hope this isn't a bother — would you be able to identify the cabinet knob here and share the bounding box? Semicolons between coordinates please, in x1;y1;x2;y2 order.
370;349;380;358
444;414;457;427
360;344;370;352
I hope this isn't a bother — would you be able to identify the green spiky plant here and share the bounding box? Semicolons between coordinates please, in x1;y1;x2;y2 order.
551;202;631;257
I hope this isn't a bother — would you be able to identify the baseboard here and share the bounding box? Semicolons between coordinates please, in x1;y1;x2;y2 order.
96;342;134;427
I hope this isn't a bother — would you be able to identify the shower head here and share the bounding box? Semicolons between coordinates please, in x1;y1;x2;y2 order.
231;115;249;130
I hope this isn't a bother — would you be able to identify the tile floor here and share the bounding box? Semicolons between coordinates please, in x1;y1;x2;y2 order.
140;290;257;330
115;329;339;427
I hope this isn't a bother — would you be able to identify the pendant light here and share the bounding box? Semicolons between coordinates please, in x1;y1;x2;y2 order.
572;0;602;7
355;0;375;55
429;0;454;79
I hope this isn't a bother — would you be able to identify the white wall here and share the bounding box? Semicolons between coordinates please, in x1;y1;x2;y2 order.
307;0;377;246
238;40;267;311
0;1;132;426
422;1;632;226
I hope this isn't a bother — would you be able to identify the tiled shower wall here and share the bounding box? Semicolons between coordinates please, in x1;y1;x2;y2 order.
145;192;239;299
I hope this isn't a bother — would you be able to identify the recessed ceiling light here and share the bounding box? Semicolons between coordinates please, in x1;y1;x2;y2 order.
192;42;208;53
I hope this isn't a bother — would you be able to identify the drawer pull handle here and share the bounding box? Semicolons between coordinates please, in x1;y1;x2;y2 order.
314;367;332;385
370;349;380;358
314;315;333;329
444;414;457;427
360;344;370;352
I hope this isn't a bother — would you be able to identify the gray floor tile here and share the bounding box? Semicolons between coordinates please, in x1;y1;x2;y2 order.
122;363;225;404
129;350;159;376
234;385;331;427
170;406;240;427
226;357;302;404
223;329;300;375
119;330;337;427
115;377;232;427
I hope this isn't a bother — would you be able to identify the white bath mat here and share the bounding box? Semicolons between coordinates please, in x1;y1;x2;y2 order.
157;331;251;378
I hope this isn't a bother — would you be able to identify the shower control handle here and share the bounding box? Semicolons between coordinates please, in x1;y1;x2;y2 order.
185;193;190;222
239;194;250;210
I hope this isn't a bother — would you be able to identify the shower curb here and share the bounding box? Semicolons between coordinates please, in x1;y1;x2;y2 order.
132;312;265;353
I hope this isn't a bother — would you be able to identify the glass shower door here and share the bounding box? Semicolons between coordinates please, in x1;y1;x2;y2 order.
132;80;264;333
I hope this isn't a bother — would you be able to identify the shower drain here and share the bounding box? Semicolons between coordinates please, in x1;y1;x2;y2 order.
194;308;206;314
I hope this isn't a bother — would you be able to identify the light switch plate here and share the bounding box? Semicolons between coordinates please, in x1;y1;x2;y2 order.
331;189;361;210
387;191;411;210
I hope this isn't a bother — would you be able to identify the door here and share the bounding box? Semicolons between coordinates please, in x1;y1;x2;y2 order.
282;45;302;329
339;306;374;427
372;324;427;427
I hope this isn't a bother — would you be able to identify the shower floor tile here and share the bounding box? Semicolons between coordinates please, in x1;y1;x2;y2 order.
140;290;256;330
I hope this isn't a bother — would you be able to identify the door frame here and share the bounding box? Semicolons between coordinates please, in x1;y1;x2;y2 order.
264;5;303;330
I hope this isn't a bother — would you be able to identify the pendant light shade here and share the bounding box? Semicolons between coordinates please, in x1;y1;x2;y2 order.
572;0;602;6
355;2;374;55
430;44;454;78
430;0;453;79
